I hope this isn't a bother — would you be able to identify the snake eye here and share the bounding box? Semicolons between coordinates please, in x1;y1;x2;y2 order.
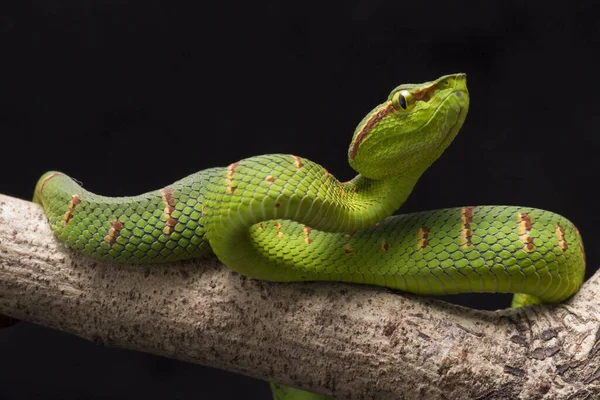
392;90;415;111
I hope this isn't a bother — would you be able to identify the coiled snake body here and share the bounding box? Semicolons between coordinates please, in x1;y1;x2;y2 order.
34;74;585;399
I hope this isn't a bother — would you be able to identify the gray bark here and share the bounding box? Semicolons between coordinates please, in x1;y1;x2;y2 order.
0;193;599;399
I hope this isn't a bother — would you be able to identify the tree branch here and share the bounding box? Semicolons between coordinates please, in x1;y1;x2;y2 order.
0;193;599;399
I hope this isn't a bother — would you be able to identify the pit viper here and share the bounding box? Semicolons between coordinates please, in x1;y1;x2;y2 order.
33;73;586;400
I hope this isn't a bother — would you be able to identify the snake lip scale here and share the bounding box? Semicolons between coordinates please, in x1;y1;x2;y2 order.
33;73;585;400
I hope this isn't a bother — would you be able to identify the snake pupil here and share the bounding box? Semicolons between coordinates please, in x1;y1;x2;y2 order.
398;94;407;110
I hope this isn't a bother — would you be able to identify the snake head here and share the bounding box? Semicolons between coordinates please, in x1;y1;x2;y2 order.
348;73;469;180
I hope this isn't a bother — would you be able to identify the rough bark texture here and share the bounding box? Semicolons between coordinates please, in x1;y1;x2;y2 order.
0;193;599;399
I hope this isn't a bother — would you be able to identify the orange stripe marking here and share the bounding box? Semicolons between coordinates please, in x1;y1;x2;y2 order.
417;227;430;250
161;188;177;235
39;172;64;194
344;244;354;255
303;225;313;244
517;212;534;252
104;220;123;245
292;155;303;168
381;240;391;252
460;206;474;247
349;102;395;159
62;194;81;226
274;221;283;238
226;162;240;194
555;224;568;251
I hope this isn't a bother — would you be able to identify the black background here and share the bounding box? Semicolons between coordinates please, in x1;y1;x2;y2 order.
1;2;599;399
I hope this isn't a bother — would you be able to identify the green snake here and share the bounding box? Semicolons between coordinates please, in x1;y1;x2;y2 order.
33;73;585;399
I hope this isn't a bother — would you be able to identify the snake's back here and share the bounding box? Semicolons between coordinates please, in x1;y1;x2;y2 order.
34;167;585;303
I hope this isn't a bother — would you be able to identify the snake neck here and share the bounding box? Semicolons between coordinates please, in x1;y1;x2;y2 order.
347;172;420;217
